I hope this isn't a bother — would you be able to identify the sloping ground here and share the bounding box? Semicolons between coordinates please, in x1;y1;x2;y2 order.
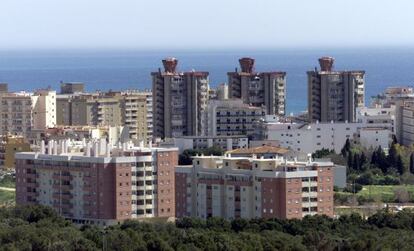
358;185;414;202
0;190;15;207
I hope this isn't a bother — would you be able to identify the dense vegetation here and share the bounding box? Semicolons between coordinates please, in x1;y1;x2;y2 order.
312;138;414;205
0;174;15;189
3;205;414;250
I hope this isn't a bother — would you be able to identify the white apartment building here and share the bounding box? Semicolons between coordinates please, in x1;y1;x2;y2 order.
32;90;57;130
259;107;394;154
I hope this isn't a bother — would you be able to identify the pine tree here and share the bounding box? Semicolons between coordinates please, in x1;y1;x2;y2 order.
347;152;354;170
360;152;367;167
410;153;414;174
371;149;377;165
387;142;398;168
375;146;387;173
353;154;360;171
341;139;351;157
392;134;398;145
396;155;404;175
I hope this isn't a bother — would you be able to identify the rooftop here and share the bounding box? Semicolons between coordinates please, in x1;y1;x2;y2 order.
226;146;290;155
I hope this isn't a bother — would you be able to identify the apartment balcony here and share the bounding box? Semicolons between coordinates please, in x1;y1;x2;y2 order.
25;173;38;180
302;181;318;187
302;202;318;208
53;192;74;200
302;212;318;217
53;202;73;210
83;194;93;201
52;174;73;181
52;184;73;190
26;182;39;188
302;192;318;198
27;191;39;197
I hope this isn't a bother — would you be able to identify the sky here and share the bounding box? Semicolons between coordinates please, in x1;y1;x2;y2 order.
0;0;413;50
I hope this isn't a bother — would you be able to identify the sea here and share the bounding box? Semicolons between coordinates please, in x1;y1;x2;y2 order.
1;48;414;114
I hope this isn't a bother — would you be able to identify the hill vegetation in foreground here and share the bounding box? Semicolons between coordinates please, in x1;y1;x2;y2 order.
1;205;414;250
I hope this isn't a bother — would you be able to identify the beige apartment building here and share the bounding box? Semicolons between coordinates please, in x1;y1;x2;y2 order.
228;58;286;116
0;135;31;169
0;92;33;136
56;91;153;145
205;99;265;137
152;58;209;139
308;57;365;123
0;89;56;136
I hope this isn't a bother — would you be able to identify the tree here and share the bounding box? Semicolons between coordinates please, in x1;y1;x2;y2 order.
341;139;351;157
392;134;398;145
353;154;361;171
394;187;410;203
312;148;334;159
371;146;387;173
359;152;367;168
387;142;398;168
396;155;405;175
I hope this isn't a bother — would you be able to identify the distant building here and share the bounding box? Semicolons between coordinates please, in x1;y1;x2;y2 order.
31;90;57;130
56;91;153;145
15;140;178;225
0;90;56;136
175;155;335;219
396;101;414;146
27;125;130;147
371;86;414;108
152;58;209;139
308;57;365;123
0;135;31;169
228;58;286;116
256;111;393;154
60;82;85;94
0;92;33;136
0;83;8;93
204;99;265;137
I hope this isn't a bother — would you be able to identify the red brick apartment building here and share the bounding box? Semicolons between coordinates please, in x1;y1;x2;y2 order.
15;140;178;225
176;155;334;219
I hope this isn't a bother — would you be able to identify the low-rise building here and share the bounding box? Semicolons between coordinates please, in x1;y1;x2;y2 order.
175;155;335;219
160;135;248;153
15;140;178;225
254;107;394;154
225;145;292;159
256;122;391;154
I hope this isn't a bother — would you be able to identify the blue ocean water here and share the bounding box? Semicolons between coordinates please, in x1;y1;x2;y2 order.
1;48;414;114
